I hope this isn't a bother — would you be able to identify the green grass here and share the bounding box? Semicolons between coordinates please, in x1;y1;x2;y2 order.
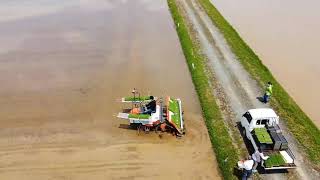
265;153;286;168
124;96;151;101
167;0;239;179
128;114;150;119
169;99;181;128
199;0;320;166
254;128;273;144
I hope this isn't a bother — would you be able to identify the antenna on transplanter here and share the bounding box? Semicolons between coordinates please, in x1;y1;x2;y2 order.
131;88;138;109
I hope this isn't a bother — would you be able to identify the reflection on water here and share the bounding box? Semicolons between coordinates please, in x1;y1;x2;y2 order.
212;0;320;127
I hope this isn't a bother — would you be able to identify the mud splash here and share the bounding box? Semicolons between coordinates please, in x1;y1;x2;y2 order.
0;0;220;179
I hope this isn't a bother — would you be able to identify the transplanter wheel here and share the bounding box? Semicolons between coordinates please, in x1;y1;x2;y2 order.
144;126;150;134
176;133;182;139
137;124;143;136
154;124;160;134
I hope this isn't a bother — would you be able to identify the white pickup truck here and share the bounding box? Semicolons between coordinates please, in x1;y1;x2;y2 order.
241;108;296;170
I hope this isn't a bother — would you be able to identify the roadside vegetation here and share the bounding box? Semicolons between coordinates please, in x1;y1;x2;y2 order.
167;0;239;179
198;0;320;167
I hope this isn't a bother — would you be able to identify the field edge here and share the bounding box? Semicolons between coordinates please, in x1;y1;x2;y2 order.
167;0;240;179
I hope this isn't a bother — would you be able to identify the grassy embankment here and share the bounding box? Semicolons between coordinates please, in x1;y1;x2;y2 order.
199;0;320;167
167;0;239;179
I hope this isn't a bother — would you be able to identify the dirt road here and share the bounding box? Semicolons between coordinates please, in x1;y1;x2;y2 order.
177;0;320;179
0;0;220;179
211;0;320;127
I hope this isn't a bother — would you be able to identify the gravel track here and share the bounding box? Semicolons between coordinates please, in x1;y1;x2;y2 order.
178;0;320;179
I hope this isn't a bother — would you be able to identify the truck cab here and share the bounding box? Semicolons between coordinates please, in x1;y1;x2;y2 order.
241;108;279;134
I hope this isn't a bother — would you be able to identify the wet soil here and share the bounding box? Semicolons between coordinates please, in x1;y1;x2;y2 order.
178;0;320;179
0;0;220;179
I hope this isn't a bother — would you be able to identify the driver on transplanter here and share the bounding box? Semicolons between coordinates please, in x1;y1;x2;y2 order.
142;96;156;115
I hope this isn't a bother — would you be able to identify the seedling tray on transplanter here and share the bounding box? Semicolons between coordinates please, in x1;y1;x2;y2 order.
254;128;273;144
128;114;151;119
169;99;181;128
124;96;152;101
265;153;286;168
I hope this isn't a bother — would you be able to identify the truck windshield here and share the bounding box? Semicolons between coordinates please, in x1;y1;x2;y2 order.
243;112;252;123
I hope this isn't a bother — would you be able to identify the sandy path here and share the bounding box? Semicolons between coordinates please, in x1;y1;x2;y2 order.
0;0;220;179
178;0;320;179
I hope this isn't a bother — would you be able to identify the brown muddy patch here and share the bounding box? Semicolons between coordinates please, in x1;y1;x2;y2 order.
0;0;220;179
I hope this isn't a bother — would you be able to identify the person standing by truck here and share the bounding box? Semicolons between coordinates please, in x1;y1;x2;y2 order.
242;157;254;180
263;82;273;103
252;151;261;172
239;156;254;180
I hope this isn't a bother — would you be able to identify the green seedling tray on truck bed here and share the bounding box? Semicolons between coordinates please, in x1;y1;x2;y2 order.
265;153;286;168
254;128;273;144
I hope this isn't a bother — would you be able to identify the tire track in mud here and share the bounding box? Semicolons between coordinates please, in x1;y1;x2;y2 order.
0;143;158;179
0;141;215;179
0;122;218;179
178;0;319;179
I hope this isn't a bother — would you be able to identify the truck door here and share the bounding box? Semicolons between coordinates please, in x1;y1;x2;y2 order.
241;112;252;128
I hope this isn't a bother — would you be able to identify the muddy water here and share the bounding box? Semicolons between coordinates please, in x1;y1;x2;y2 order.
211;0;320;127
0;0;220;179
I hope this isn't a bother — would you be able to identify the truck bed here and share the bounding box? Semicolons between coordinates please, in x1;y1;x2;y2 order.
251;128;296;170
262;150;296;170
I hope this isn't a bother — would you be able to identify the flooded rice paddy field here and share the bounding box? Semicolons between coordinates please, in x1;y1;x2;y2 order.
211;0;320;127
0;0;220;179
